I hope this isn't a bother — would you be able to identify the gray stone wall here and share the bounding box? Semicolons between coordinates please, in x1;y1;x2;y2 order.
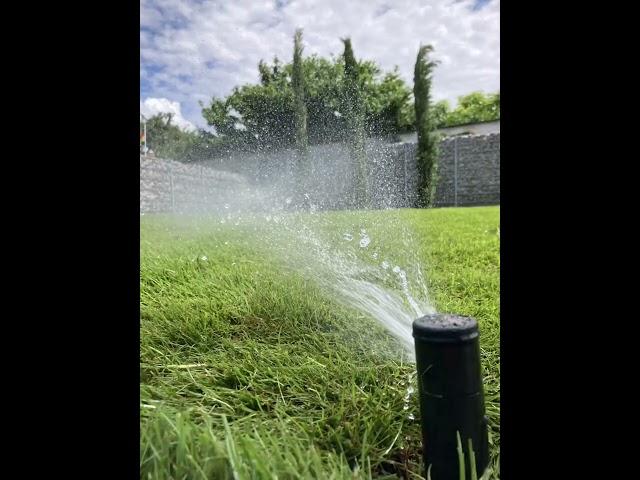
366;133;500;207
140;156;252;214
140;133;500;213
433;133;500;206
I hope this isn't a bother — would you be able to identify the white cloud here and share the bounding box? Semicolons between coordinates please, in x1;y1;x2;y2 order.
140;97;196;131
141;0;499;128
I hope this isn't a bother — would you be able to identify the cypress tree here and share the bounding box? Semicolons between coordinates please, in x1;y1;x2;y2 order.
292;29;309;172
342;38;368;209
414;45;439;207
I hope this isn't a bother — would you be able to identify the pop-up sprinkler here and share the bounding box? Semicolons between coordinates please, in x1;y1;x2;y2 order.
413;314;489;480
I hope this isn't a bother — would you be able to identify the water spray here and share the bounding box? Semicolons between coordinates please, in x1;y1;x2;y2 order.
413;314;489;480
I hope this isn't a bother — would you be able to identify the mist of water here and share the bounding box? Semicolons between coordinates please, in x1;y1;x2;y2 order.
255;208;435;357
142;140;435;358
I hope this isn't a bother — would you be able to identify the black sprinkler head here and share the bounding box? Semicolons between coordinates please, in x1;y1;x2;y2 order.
413;313;489;480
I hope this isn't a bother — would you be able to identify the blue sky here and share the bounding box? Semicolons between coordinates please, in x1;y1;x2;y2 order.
141;0;499;130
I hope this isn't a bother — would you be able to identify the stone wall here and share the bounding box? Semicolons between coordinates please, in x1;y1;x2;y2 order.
433;133;500;206
365;133;501;207
194;139;413;211
140;133;500;213
140;156;252;214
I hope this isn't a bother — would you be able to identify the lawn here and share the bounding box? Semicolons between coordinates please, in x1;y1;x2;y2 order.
140;206;500;479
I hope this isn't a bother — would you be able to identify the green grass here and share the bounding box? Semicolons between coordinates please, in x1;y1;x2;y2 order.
140;206;500;479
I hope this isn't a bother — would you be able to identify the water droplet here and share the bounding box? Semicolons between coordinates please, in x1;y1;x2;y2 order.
359;231;370;248
343;233;353;241
403;404;409;410
407;413;415;421
201;256;208;261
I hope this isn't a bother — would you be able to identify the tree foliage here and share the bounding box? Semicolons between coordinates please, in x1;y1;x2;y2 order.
342;38;368;208
433;91;500;127
140;113;235;162
200;52;413;152
292;28;309;177
414;45;439;207
144;46;498;169
140;113;198;161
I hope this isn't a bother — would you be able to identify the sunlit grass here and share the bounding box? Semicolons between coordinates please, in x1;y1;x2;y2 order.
140;206;500;479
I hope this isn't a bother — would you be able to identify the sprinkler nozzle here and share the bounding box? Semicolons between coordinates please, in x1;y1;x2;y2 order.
413;313;489;480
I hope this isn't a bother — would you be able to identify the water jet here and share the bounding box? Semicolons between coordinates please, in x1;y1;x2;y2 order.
413;313;489;480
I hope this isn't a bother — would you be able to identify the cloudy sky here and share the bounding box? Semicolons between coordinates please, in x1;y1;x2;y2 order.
140;0;499;131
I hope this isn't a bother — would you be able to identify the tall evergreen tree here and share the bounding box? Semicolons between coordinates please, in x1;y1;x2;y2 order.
292;29;309;196
342;38;368;209
414;45;439;207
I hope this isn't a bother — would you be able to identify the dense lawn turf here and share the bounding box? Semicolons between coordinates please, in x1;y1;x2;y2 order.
140;206;500;479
